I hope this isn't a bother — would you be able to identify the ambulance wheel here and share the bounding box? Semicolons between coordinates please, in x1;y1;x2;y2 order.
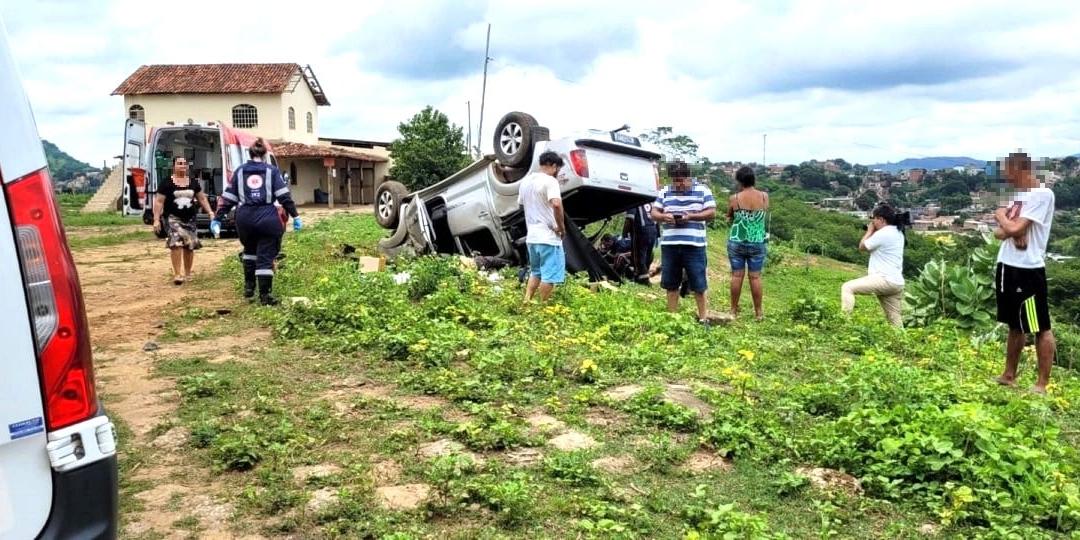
376;180;409;229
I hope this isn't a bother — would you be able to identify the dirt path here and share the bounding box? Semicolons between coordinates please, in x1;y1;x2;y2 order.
72;207;367;539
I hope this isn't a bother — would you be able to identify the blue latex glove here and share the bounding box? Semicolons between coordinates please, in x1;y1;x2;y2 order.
293;216;303;232
209;220;221;238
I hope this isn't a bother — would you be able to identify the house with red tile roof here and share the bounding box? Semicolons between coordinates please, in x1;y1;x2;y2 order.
113;63;390;206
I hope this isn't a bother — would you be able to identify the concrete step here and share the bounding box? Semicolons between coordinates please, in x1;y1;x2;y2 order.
81;162;123;213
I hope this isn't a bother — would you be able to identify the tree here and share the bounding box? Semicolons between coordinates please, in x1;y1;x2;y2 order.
639;126;699;161
796;165;830;190
1063;156;1078;173
941;193;973;214
388;106;471;190
855;190;879;210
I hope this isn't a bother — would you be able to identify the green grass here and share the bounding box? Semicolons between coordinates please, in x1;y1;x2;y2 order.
57;192;135;227
67;230;147;250
145;213;1080;539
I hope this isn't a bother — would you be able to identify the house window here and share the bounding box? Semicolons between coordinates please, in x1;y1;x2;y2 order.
288;107;296;130
306;112;313;133
128;104;144;121
232;104;258;129
289;162;298;185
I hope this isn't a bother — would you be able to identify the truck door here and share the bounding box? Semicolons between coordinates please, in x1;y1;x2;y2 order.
121;118;147;216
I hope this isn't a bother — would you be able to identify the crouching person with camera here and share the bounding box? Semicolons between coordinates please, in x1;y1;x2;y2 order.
840;203;906;327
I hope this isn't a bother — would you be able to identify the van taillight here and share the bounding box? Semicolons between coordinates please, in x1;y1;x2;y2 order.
570;150;589;178
5;168;96;430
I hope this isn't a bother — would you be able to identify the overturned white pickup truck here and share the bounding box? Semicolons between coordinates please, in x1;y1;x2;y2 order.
375;111;662;281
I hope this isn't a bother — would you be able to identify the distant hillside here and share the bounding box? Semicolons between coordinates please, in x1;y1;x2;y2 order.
42;139;98;181
864;156;984;173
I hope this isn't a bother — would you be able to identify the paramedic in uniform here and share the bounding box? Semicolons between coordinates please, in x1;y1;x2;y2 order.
211;138;301;305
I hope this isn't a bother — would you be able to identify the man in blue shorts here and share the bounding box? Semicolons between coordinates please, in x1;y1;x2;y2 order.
519;151;567;302
651;161;717;321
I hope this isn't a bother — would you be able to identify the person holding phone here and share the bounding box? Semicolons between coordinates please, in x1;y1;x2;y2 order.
651;161;717;322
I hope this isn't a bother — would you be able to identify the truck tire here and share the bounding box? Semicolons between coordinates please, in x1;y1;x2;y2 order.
375;180;409;229
494;112;540;168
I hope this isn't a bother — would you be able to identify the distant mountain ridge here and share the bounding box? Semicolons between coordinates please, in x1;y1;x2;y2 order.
863;156;985;174
42;139;98;181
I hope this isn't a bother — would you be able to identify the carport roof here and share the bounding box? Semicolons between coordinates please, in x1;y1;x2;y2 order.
270;140;388;162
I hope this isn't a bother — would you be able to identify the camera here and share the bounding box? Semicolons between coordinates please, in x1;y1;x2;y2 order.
858;203;912;232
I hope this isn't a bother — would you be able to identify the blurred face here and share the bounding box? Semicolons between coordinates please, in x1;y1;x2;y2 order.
173;158;188;178
1004;156;1032;188
872;215;886;230
672;175;692;191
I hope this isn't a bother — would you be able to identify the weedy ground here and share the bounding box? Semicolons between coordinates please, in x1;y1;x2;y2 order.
97;214;1080;539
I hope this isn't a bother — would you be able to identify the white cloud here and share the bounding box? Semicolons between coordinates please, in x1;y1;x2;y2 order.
2;0;1079;168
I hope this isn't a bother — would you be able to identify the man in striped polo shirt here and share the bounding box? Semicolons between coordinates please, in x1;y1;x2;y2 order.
650;161;717;321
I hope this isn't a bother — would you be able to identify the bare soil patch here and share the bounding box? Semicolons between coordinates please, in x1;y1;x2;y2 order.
681;450;733;474
376;484;432;511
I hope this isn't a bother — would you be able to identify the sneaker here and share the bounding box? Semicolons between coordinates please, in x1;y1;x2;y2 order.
259;294;280;306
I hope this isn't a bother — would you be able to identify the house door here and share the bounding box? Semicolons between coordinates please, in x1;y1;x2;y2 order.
361;167;376;204
349;164;363;204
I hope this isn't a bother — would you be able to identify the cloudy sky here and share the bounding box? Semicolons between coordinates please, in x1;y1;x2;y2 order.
3;0;1080;167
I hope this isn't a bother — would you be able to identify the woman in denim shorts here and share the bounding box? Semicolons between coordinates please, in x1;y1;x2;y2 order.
726;166;769;320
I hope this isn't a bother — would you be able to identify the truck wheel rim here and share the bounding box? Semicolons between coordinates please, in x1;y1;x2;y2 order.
500;122;523;155
378;191;393;219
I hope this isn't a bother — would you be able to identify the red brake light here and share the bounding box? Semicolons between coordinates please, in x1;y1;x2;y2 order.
5;168;97;430
570;149;589;178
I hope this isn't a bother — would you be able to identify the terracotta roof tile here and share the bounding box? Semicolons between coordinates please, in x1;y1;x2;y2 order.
113;63;300;96
270;140;388;162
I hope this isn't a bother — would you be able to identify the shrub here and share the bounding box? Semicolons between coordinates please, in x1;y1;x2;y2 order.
905;235;997;330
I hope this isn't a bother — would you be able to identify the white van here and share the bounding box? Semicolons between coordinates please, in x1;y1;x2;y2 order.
0;17;118;540
122;119;278;232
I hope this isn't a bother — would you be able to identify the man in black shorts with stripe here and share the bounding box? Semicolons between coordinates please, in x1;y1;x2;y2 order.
992;152;1056;394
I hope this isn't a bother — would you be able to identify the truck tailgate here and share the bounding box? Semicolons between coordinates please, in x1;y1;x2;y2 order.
583;148;657;197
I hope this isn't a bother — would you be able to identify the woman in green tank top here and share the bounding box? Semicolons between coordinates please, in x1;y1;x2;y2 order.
726;166;769;320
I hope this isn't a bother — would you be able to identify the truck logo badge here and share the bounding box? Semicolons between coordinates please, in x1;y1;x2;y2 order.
620;172;629;181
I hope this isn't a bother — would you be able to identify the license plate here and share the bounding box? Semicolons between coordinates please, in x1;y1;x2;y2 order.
612;132;640;146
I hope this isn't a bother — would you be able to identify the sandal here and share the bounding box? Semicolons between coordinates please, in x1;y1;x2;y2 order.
173;275;185;285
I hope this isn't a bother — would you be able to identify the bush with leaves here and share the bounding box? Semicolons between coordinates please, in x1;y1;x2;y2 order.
904;234;998;330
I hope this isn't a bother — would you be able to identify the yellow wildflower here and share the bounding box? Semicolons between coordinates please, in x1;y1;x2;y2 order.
737;349;755;362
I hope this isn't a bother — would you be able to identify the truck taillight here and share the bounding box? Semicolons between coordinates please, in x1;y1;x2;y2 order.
570;149;589;178
5;168;97;430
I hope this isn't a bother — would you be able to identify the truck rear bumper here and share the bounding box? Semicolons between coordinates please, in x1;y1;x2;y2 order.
36;449;118;539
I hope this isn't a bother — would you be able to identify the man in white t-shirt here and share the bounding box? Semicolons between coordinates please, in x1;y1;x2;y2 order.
992;151;1056;394
840;203;906;327
518;151;566;302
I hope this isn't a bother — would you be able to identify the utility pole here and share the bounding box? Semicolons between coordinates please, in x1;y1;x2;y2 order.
467;101;473;159
477;23;492;156
762;134;767;166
